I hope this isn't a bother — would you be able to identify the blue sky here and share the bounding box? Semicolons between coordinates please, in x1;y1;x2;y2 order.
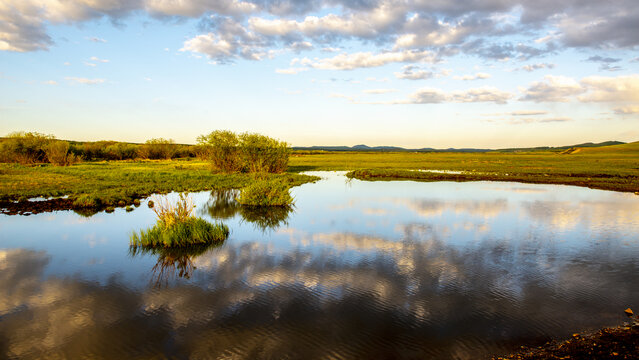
1;1;638;148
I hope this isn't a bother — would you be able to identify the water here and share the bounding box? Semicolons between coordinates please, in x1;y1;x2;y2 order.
1;172;638;359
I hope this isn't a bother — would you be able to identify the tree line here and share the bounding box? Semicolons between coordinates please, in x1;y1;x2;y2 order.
1;130;290;173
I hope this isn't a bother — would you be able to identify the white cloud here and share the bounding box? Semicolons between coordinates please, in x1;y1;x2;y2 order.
303;50;438;71
248;3;405;39
519;75;584;102
90;56;109;63
518;63;555;72
453;72;491;81
578;75;639;102
510;110;548;116
42;80;57;85
275;67;309;74
372;86;513;105
64;77;105;85
394;65;433;80
613;106;639;115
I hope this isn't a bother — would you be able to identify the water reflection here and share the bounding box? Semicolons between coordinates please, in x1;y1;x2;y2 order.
203;189;293;231
1;174;639;359
130;242;224;288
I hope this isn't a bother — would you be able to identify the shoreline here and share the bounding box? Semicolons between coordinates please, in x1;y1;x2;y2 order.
346;169;639;194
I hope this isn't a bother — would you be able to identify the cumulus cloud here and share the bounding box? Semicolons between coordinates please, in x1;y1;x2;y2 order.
519;75;584;102
2;0;639;73
579;75;639;102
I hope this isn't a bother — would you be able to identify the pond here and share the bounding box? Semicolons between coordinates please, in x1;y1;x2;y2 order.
1;172;638;359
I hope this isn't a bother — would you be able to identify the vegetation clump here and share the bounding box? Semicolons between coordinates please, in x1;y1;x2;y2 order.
236;179;294;206
197;130;290;173
130;193;229;248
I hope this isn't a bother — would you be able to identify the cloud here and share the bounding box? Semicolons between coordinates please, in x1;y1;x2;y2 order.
302;49;438;70
384;86;512;105
586;55;623;72
42;80;58;85
275;67;309;74
394;65;433;80
519;75;584;102
510;110;548;116
518;63;555;72
509;117;571;124
87;37;107;43
613;106;639;115
453;72;491;81
578;75;639;102
64;77;106;85
90;56;109;63
363;88;398;94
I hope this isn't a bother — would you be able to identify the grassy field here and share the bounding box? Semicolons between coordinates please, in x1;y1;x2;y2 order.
0;159;317;214
1;142;637;214
289;142;639;193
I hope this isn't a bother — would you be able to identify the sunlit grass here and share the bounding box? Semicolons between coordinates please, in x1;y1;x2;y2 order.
130;193;229;248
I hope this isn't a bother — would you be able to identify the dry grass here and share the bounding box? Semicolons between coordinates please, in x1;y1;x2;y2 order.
151;193;195;228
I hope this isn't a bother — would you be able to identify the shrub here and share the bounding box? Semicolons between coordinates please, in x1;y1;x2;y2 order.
45;140;78;166
236;179;294;206
197;130;290;173
238;132;290;173
138;138;176;159
196;130;241;172
105;142;138;160
0;131;53;164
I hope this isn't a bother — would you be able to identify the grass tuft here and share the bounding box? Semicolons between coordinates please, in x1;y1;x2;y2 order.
131;193;229;248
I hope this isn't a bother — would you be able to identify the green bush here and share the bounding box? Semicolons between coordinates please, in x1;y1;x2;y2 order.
197;130;290;173
45;140;79;166
138;138;177;159
0;131;53;164
105;142;138;160
236;179;294;206
196;130;241;172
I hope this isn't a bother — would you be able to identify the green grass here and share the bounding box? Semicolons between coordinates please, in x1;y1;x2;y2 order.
131;217;229;247
0;159;318;211
289;142;639;193
131;193;229;248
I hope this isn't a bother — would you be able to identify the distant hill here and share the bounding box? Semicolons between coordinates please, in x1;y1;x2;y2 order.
567;141;639;154
293;141;625;153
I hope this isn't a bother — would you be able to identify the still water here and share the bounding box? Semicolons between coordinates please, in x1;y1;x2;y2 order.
1;172;638;359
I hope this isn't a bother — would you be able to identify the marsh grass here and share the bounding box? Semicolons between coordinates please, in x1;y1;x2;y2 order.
130;193;229;248
0;160;318;214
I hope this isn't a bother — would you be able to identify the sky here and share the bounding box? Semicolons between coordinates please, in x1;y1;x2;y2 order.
1;0;638;148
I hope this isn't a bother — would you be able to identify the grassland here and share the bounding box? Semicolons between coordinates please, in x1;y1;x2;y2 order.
1;142;637;215
289;141;639;193
0;159;318;214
